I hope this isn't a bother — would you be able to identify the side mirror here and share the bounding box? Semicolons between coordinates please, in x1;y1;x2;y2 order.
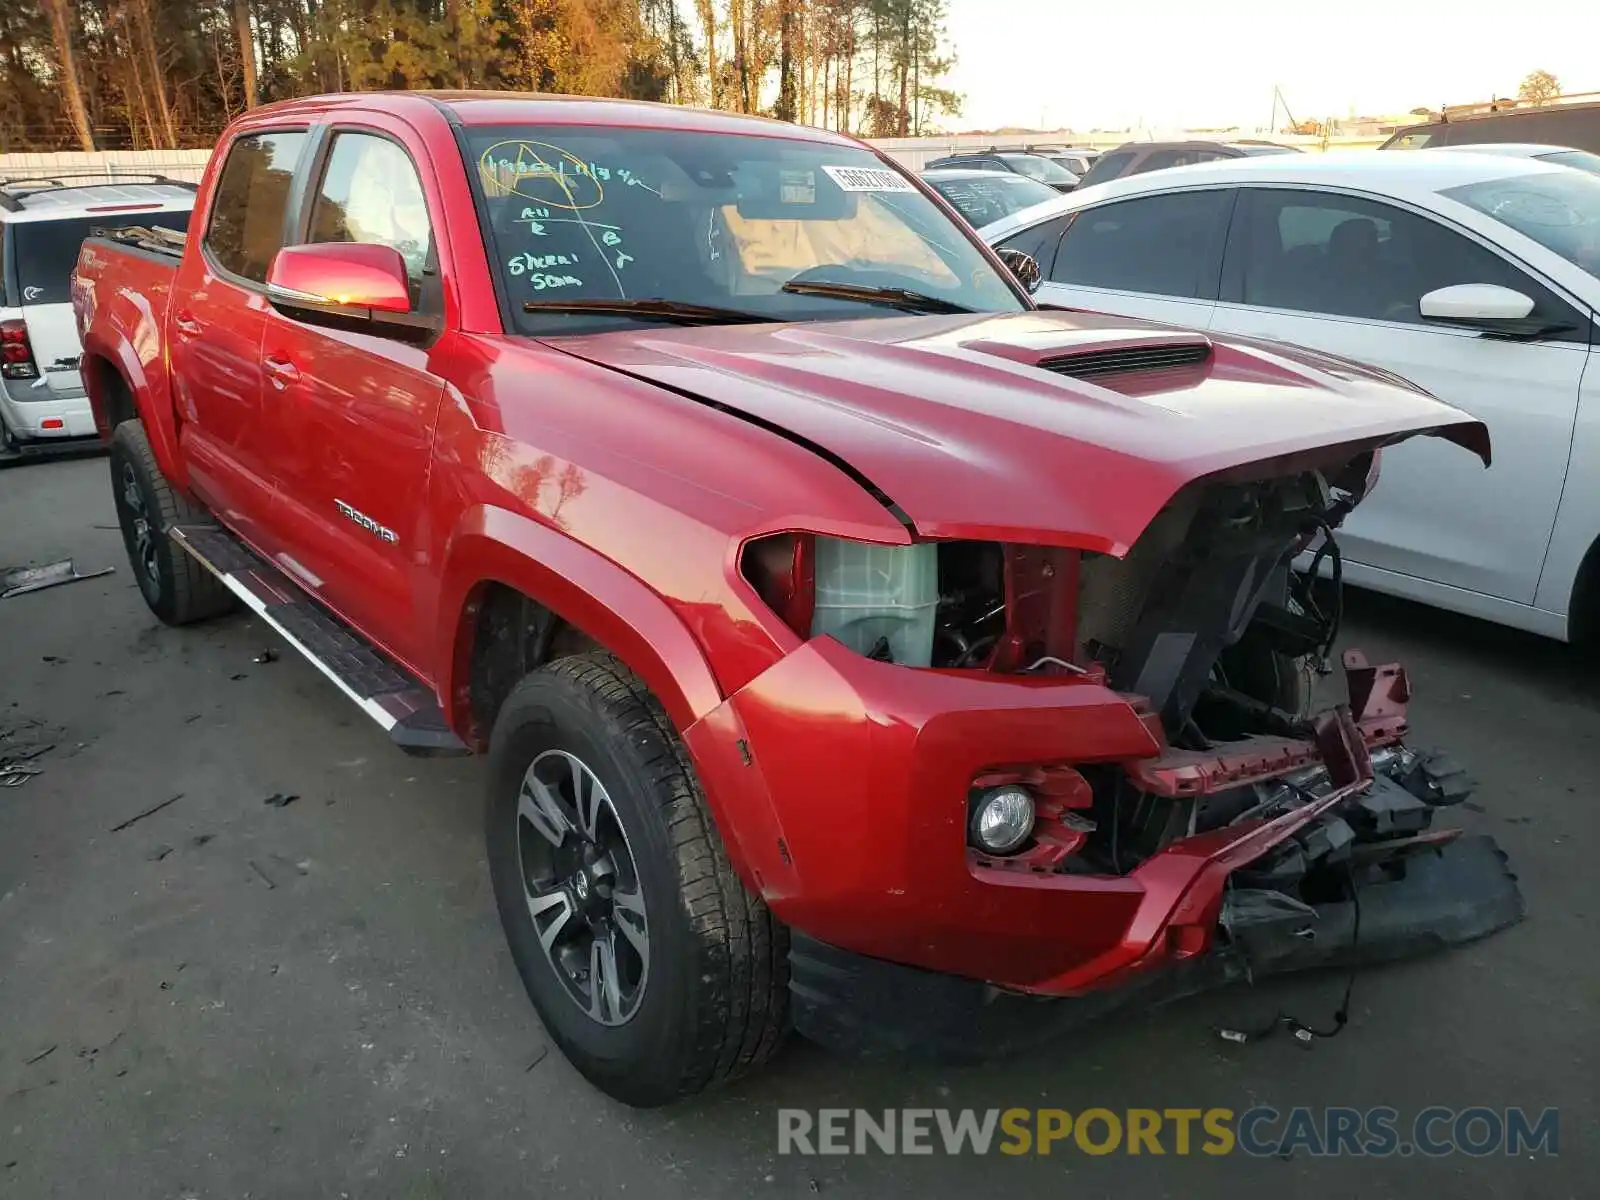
995;247;1042;294
1419;283;1534;326
267;243;434;339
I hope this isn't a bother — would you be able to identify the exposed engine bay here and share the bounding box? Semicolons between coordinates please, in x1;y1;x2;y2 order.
744;449;1503;933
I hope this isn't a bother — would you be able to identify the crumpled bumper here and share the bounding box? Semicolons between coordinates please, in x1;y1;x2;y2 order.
789;833;1525;1061
686;637;1511;998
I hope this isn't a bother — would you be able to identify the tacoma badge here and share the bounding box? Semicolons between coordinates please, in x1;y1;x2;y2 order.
334;499;398;544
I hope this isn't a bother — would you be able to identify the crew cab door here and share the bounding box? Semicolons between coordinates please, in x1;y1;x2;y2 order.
1208;186;1589;604
1025;188;1234;327
259;123;447;673
171;128;309;548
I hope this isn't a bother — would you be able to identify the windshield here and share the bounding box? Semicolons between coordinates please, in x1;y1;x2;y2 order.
464;126;1025;334
999;155;1077;185
16;210;189;305
1443;169;1600;275
928;174;1059;227
1539;149;1600;177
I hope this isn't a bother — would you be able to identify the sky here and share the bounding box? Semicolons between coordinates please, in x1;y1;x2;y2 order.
941;0;1600;132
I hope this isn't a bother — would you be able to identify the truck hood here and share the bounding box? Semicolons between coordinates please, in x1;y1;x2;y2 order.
549;310;1489;554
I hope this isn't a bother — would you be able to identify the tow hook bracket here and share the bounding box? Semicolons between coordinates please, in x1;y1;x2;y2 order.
1312;704;1372;789
1343;649;1411;723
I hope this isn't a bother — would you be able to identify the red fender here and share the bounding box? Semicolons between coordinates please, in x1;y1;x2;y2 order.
80;311;190;491
436;505;724;739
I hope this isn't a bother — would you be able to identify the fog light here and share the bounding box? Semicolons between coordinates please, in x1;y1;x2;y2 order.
968;785;1036;855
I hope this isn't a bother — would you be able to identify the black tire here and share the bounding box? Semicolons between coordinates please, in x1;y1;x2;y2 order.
108;419;235;625
486;651;788;1106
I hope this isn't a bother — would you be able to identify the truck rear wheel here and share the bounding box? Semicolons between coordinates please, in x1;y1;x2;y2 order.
108;419;235;625
485;651;788;1106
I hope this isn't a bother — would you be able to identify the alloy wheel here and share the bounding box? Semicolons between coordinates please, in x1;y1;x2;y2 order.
516;749;650;1027
119;462;161;600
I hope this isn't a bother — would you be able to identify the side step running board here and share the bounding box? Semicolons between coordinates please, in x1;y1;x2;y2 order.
169;523;470;757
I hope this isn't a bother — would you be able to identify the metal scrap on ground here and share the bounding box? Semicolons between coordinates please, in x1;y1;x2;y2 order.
2;559;116;600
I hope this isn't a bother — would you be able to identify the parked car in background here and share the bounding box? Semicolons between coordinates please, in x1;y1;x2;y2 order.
984;151;1600;641
72;91;1517;1106
1;175;194;458
922;150;1079;191
1430;142;1600;176
1076;140;1298;188
1382;99;1600;155
997;144;1101;176
922;168;1058;227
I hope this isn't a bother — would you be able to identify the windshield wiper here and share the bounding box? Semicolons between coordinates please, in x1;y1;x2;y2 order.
779;279;974;314
521;297;773;325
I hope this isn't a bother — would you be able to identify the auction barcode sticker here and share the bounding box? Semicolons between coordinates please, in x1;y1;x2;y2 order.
821;165;917;193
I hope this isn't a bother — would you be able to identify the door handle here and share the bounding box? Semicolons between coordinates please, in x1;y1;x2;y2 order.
173;312;202;337
263;355;301;388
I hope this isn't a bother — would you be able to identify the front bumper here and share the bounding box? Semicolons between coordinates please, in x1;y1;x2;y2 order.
788;833;1525;1060
685;638;1519;998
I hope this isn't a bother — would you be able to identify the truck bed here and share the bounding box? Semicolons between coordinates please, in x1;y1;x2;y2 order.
71;229;185;440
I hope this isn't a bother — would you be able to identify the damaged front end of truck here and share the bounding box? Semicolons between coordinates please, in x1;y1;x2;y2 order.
570;316;1528;1059
751;453;1526;1058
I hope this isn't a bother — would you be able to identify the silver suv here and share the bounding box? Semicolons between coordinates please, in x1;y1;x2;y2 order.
1;175;195;458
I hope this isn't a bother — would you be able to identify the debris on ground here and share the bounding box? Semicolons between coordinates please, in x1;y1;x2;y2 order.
147;844;175;862
263;792;300;808
253;649;279;664
248;860;277;890
23;1045;57;1066
0;737;54;788
108;792;184;832
1;559;116;600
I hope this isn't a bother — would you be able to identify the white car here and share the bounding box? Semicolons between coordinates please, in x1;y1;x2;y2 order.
1429;142;1600;177
981;152;1600;642
1;176;195;456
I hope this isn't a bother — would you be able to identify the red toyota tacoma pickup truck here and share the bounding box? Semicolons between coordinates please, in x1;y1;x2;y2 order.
72;91;1523;1106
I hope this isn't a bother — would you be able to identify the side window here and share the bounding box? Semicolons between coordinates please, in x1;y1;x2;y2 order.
307;132;433;297
1052;190;1232;298
996;214;1074;277
1079;150;1135;187
1231;188;1582;329
205;131;307;284
1133;149;1214;175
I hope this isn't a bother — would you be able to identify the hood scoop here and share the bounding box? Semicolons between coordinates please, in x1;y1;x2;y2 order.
1038;337;1213;381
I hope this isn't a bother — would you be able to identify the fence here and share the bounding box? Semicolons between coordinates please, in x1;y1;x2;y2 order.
0;149;213;184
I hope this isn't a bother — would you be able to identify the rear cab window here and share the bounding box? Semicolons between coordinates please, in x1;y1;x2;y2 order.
204;130;309;284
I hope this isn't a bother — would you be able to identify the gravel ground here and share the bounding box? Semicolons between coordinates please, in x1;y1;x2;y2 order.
1;455;1592;1198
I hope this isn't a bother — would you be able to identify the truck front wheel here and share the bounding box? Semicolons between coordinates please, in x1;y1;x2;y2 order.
485;651;788;1106
108;419;235;625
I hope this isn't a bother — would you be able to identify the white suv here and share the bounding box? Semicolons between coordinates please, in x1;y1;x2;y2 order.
1;176;195;457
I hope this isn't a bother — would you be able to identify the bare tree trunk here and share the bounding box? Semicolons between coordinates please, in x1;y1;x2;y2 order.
234;0;259;107
696;0;719;107
444;0;466;87
897;4;910;135
123;51;159;150
774;0;796;121
41;0;95;150
128;0;179;145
